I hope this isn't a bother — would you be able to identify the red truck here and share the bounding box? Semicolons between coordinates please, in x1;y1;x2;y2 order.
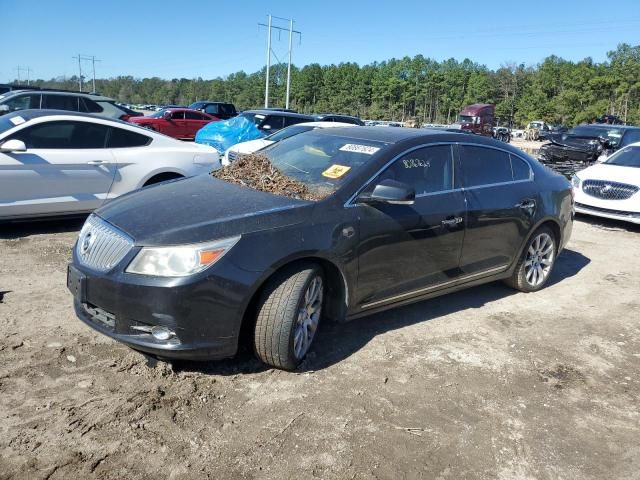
451;103;511;142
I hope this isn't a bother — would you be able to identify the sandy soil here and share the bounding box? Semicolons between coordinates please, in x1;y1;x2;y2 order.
0;216;639;480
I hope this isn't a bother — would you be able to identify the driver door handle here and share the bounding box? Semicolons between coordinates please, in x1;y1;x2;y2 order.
441;216;463;226
515;199;536;209
87;160;109;165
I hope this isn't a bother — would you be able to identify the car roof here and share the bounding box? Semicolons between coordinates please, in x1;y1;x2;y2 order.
191;101;232;105
3;109;129;125
243;109;314;119
311;126;446;143
575;123;640;131
0;89;113;102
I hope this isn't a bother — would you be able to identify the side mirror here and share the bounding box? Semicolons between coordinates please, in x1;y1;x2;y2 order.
0;105;10;114
357;179;415;206
163;111;172;120
0;139;27;153
261;124;272;131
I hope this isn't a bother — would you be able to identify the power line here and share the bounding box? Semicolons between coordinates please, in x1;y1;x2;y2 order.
259;15;302;109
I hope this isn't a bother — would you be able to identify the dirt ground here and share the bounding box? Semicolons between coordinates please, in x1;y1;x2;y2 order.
1;215;639;480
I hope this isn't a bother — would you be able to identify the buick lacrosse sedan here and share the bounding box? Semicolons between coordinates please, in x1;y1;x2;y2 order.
68;127;573;370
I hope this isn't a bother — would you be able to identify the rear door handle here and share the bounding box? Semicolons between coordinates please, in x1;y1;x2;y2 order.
441;216;463;226
87;160;109;165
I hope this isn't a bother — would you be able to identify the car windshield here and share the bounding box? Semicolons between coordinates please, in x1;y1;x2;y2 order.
605;146;640;168
149;110;167;118
239;112;264;126
189;102;204;109
568;126;624;142
458;115;475;123
261;132;386;197
265;125;315;142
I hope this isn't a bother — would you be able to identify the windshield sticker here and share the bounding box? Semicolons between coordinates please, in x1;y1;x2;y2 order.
322;164;351;179
9;116;26;125
339;144;380;155
402;158;431;169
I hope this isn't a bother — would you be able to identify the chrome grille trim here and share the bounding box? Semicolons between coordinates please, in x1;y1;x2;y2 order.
76;215;134;272
228;151;238;162
582;180;639;200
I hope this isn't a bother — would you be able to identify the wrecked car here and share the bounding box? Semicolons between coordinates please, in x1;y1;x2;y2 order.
539;124;640;164
68;128;573;370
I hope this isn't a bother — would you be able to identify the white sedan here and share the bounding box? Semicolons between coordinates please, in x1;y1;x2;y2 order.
0;110;220;220
222;121;355;165
572;142;640;224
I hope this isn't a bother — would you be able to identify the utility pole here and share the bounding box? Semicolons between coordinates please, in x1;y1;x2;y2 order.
72;54;101;93
259;15;301;109
286;18;293;109
15;66;33;85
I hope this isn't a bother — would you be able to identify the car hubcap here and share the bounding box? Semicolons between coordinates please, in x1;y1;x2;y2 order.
293;276;323;360
525;233;555;287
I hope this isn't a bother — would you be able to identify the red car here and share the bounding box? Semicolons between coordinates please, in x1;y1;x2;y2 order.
128;108;219;140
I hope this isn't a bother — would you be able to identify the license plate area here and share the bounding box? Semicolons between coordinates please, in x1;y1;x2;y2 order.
67;265;86;303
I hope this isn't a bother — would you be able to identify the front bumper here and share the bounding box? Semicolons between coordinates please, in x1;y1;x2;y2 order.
68;250;259;360
575;202;640;225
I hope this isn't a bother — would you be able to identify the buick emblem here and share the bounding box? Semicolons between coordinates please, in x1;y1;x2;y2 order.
81;231;95;255
600;184;613;195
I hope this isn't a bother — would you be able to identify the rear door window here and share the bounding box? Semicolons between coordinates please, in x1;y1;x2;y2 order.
42;95;80;111
264;115;286;130
283;116;307;127
80;97;104;113
460;145;513;188
171;111;185;120
185;111;203;120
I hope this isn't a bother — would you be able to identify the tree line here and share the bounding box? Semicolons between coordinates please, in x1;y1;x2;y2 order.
18;43;640;128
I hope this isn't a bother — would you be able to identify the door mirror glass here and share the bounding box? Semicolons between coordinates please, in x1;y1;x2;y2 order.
358;179;415;205
262;124;272;131
0;139;27;152
163;111;172;120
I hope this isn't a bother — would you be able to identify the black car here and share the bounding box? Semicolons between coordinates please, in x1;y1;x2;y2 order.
189;101;238;120
539;124;640;164
68;128;573;370
238;109;315;133
313;113;365;126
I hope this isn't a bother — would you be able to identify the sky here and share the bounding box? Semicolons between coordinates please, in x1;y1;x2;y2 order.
2;0;639;83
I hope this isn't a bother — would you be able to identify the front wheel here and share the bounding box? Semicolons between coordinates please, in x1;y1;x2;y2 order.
254;264;324;370
505;227;556;292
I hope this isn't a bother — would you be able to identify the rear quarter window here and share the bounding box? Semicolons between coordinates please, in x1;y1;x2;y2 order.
108;127;151;148
460;145;512;187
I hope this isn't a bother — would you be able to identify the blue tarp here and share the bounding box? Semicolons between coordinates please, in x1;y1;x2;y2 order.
195;116;265;153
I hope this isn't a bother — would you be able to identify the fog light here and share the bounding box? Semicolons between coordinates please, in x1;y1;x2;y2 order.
151;326;174;341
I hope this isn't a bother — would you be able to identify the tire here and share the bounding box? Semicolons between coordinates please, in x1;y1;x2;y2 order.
505;226;557;292
143;173;183;187
254;264;324;370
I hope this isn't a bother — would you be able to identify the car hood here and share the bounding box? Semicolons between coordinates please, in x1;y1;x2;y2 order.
545;134;600;151
578;163;640;186
95;174;314;246
231;138;274;154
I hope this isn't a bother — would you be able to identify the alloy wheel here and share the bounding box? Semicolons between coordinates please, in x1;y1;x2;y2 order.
525;232;555;287
293;276;323;359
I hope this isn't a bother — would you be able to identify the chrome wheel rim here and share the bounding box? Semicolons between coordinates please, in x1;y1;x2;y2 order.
293;276;323;360
525;233;555;287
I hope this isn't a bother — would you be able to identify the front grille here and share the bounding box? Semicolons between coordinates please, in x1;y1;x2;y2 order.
76;215;133;272
576;202;640;218
582;180;639;200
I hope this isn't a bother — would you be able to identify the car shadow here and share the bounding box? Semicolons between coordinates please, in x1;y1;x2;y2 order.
173;248;590;376
575;213;640;233
0;216;87;239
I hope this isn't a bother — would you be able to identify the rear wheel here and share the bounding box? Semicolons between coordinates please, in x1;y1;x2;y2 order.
505;226;556;292
254;264;324;370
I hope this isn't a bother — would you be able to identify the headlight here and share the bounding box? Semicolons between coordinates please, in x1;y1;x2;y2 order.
571;175;581;189
126;236;240;277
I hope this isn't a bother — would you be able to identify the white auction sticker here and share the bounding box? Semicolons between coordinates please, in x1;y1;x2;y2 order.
9;116;26;125
339;144;380;155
